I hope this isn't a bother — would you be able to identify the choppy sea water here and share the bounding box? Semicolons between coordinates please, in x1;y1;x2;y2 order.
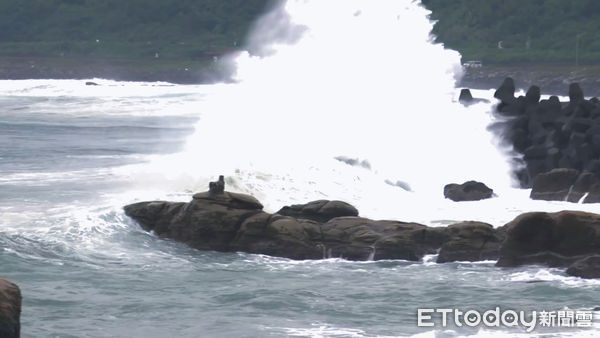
2;1;600;337
1;79;599;338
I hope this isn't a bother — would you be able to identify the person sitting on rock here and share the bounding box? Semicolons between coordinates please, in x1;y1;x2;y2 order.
209;175;225;194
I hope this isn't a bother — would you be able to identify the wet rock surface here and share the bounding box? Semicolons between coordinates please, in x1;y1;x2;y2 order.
125;178;505;263
566;255;600;279
276;200;359;223
496;211;600;268
443;181;494;202
0;278;21;338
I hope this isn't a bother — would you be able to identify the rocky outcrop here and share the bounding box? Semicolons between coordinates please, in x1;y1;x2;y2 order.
491;78;600;190
443;181;494;201
124;177;508;263
496;211;600;268
276;200;359;223
566;255;600;279
437;222;506;263
125;179;600;278
0;278;21;338
124;192;264;252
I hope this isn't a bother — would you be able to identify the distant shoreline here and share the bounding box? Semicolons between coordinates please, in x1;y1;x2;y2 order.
0;55;231;85
2;56;600;96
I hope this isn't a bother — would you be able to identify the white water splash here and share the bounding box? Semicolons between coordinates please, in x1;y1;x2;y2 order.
115;0;600;226
133;1;510;211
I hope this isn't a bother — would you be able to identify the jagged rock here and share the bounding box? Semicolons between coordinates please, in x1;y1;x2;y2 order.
443;181;494;202
0;278;21;338
496;211;600;268
530;168;580;201
437;222;506;263
566;255;600;279
276;200;358;223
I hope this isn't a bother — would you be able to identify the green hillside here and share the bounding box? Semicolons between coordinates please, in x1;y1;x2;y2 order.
422;0;600;64
0;0;270;59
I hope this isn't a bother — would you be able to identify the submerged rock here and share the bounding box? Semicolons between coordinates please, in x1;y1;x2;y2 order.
443;181;494;202
496;211;600;268
0;278;21;338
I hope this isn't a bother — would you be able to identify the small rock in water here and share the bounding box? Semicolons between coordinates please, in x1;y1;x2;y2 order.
85;81;99;86
443;181;494;201
458;88;490;106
